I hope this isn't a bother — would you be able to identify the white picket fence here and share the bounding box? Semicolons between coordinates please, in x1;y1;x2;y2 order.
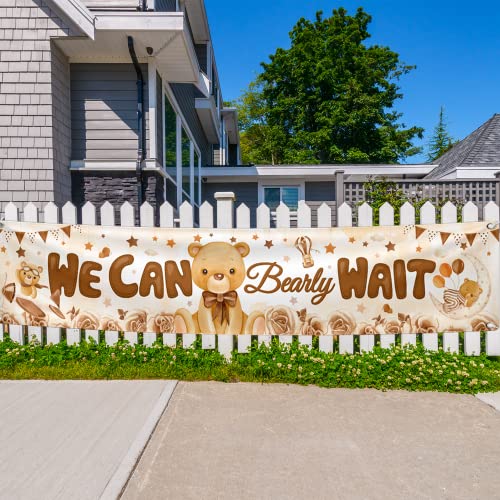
1;195;500;357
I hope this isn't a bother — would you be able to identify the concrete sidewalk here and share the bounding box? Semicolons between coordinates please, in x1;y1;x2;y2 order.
0;380;176;500
123;382;500;500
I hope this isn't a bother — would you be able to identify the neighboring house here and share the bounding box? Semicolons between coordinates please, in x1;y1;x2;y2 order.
0;0;240;216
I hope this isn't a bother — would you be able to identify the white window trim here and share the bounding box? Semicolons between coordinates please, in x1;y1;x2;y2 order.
147;59;157;161
258;181;305;208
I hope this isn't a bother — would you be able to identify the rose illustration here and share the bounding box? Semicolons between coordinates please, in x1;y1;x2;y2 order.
28;315;47;327
471;313;498;332
357;322;381;335
100;318;122;331
300;315;326;336
383;319;409;335
125;310;148;333
264;306;297;335
327;311;355;336
74;312;99;330
1;312;18;325
414;315;439;334
149;313;176;334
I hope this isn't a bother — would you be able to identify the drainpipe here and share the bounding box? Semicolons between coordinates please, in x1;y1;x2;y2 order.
127;35;145;222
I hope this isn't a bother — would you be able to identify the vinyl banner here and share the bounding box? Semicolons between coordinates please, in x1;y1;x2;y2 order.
0;221;498;336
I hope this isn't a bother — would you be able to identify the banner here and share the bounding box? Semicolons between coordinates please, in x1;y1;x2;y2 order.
0;221;498;336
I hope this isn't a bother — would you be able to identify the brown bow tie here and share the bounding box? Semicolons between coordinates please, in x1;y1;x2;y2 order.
202;291;238;325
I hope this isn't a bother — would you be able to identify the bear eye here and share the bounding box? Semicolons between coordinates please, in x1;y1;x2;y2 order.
202;269;208;275
229;268;235;274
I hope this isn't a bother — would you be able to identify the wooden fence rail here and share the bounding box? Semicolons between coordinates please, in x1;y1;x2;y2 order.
1;195;500;357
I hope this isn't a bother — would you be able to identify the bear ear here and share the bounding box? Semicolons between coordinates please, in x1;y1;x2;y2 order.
37;266;43;273
463;278;469;283
234;242;250;257
188;242;203;258
20;261;27;267
479;287;483;294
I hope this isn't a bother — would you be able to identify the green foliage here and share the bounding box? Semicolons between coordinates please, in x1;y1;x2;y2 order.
427;106;455;162
0;338;498;394
235;8;424;165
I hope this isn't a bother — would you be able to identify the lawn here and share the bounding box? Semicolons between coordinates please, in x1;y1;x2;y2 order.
0;338;499;394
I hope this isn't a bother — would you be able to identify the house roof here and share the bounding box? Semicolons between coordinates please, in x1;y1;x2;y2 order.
426;113;500;178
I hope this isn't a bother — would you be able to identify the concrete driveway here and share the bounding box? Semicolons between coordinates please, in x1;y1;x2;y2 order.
123;382;500;500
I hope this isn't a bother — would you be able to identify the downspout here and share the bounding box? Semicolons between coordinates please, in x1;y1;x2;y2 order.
127;36;145;221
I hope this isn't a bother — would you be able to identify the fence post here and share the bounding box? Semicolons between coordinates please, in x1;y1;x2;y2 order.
215;192;235;228
335;170;345;209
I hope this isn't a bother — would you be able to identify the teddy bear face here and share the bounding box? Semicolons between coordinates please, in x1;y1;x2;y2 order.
459;278;483;307
188;242;250;294
17;262;42;287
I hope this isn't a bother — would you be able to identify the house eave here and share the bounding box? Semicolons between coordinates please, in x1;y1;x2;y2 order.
195;96;220;143
46;0;95;39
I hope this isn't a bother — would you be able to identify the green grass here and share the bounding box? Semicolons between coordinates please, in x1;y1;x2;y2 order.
0;338;499;394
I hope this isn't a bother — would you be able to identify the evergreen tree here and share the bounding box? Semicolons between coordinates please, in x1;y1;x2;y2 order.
427;106;454;161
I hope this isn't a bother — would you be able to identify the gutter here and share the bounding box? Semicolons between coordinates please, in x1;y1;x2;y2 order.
127;35;145;221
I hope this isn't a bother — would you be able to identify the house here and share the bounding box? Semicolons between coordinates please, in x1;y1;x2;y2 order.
0;0;240;216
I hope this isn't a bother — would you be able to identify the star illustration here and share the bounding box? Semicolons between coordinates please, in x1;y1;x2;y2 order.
487;251;491;256
264;240;274;249
103;298;112;308
187;301;193;307
84;242;93;251
325;243;336;254
230;236;237;243
0;246;5;253
193;234;202;242
152;236;158;242
101;234;106;239
283;238;288;242
283;256;291;263
375;253;380;259
167;239;176;248
385;241;396;252
348;237;356;244
357;304;366;313
127;236;138;247
460;242;467;250
290;297;298;305
362;241;369;247
416;246;422;253
252;234;259;240
209;233;214;237
16;247;25;258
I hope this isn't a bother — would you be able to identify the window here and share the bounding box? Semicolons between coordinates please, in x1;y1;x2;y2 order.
181;127;190;199
164;96;176;169
263;186;300;211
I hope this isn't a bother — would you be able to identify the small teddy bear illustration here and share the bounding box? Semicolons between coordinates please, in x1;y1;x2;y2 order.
174;241;264;335
443;278;483;313
16;261;45;299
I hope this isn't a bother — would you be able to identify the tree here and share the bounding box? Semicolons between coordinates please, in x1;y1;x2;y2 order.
427;106;454;161
235;8;424;165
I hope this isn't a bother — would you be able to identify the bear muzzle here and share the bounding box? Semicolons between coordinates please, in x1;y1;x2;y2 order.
213;273;225;281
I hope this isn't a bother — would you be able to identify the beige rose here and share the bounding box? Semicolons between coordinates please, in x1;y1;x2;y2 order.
357;323;380;335
28;315;47;327
328;311;355;336
414;315;439;334
1;312;17;325
300;315;327;336
100;318;122;331
264;306;297;335
149;313;176;334
383;319;409;335
74;312;99;330
125;310;148;333
470;314;498;332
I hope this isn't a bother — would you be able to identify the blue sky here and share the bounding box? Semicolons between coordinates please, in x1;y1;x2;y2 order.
205;0;500;163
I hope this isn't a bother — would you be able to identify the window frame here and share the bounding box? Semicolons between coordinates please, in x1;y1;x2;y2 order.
258;181;305;212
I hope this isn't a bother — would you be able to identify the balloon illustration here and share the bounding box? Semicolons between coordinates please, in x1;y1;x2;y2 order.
439;263;452;278
452;259;464;275
433;275;445;288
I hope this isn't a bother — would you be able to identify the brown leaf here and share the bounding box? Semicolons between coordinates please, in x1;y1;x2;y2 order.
383;304;393;314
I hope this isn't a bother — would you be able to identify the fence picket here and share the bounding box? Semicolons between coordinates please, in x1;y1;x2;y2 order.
297;200;311;228
82;201;96;225
484;201;499;221
143;332;157;347
4;202;18;221
442;332;459;353
379;202;394;226
317;203;332;228
140;202;155;227
43;202;58;223
422;334;438;352
420;201;436;225
159;201;175;228
120;201;135;226
105;331;119;346
66;329;80;346
462;201;478;222
338;335;353;354
124;332;139;345
179;201;193;228
441;201;457;224
100;201;115;227
400;202;415;225
276;202;290;229
337;203;352;227
359;335;374;353
199;201;214;228
236;203;250;229
62;201;77;225
318;336;333;353
358;202;372;227
379;335;395;349
256;203;270;229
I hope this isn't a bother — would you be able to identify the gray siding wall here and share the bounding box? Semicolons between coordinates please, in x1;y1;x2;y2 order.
202;182;259;226
0;0;79;214
212;144;221;165
71;63;149;161
195;43;207;74
305;181;336;227
170;83;211;165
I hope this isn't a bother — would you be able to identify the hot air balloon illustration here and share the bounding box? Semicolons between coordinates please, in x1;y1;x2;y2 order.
294;236;314;268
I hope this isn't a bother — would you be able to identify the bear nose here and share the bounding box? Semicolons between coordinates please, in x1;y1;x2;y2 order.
214;273;224;281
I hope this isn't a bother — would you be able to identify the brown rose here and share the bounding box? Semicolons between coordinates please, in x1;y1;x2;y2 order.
414;315;438;334
149;313;176;334
264;306;297;335
28;315;47;327
125;310;148;333
1;312;17;325
74;312;99;330
328;311;355;336
300;315;326;336
100;318;122;331
357;322;381;335
470;314;498;332
383;319;408;335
